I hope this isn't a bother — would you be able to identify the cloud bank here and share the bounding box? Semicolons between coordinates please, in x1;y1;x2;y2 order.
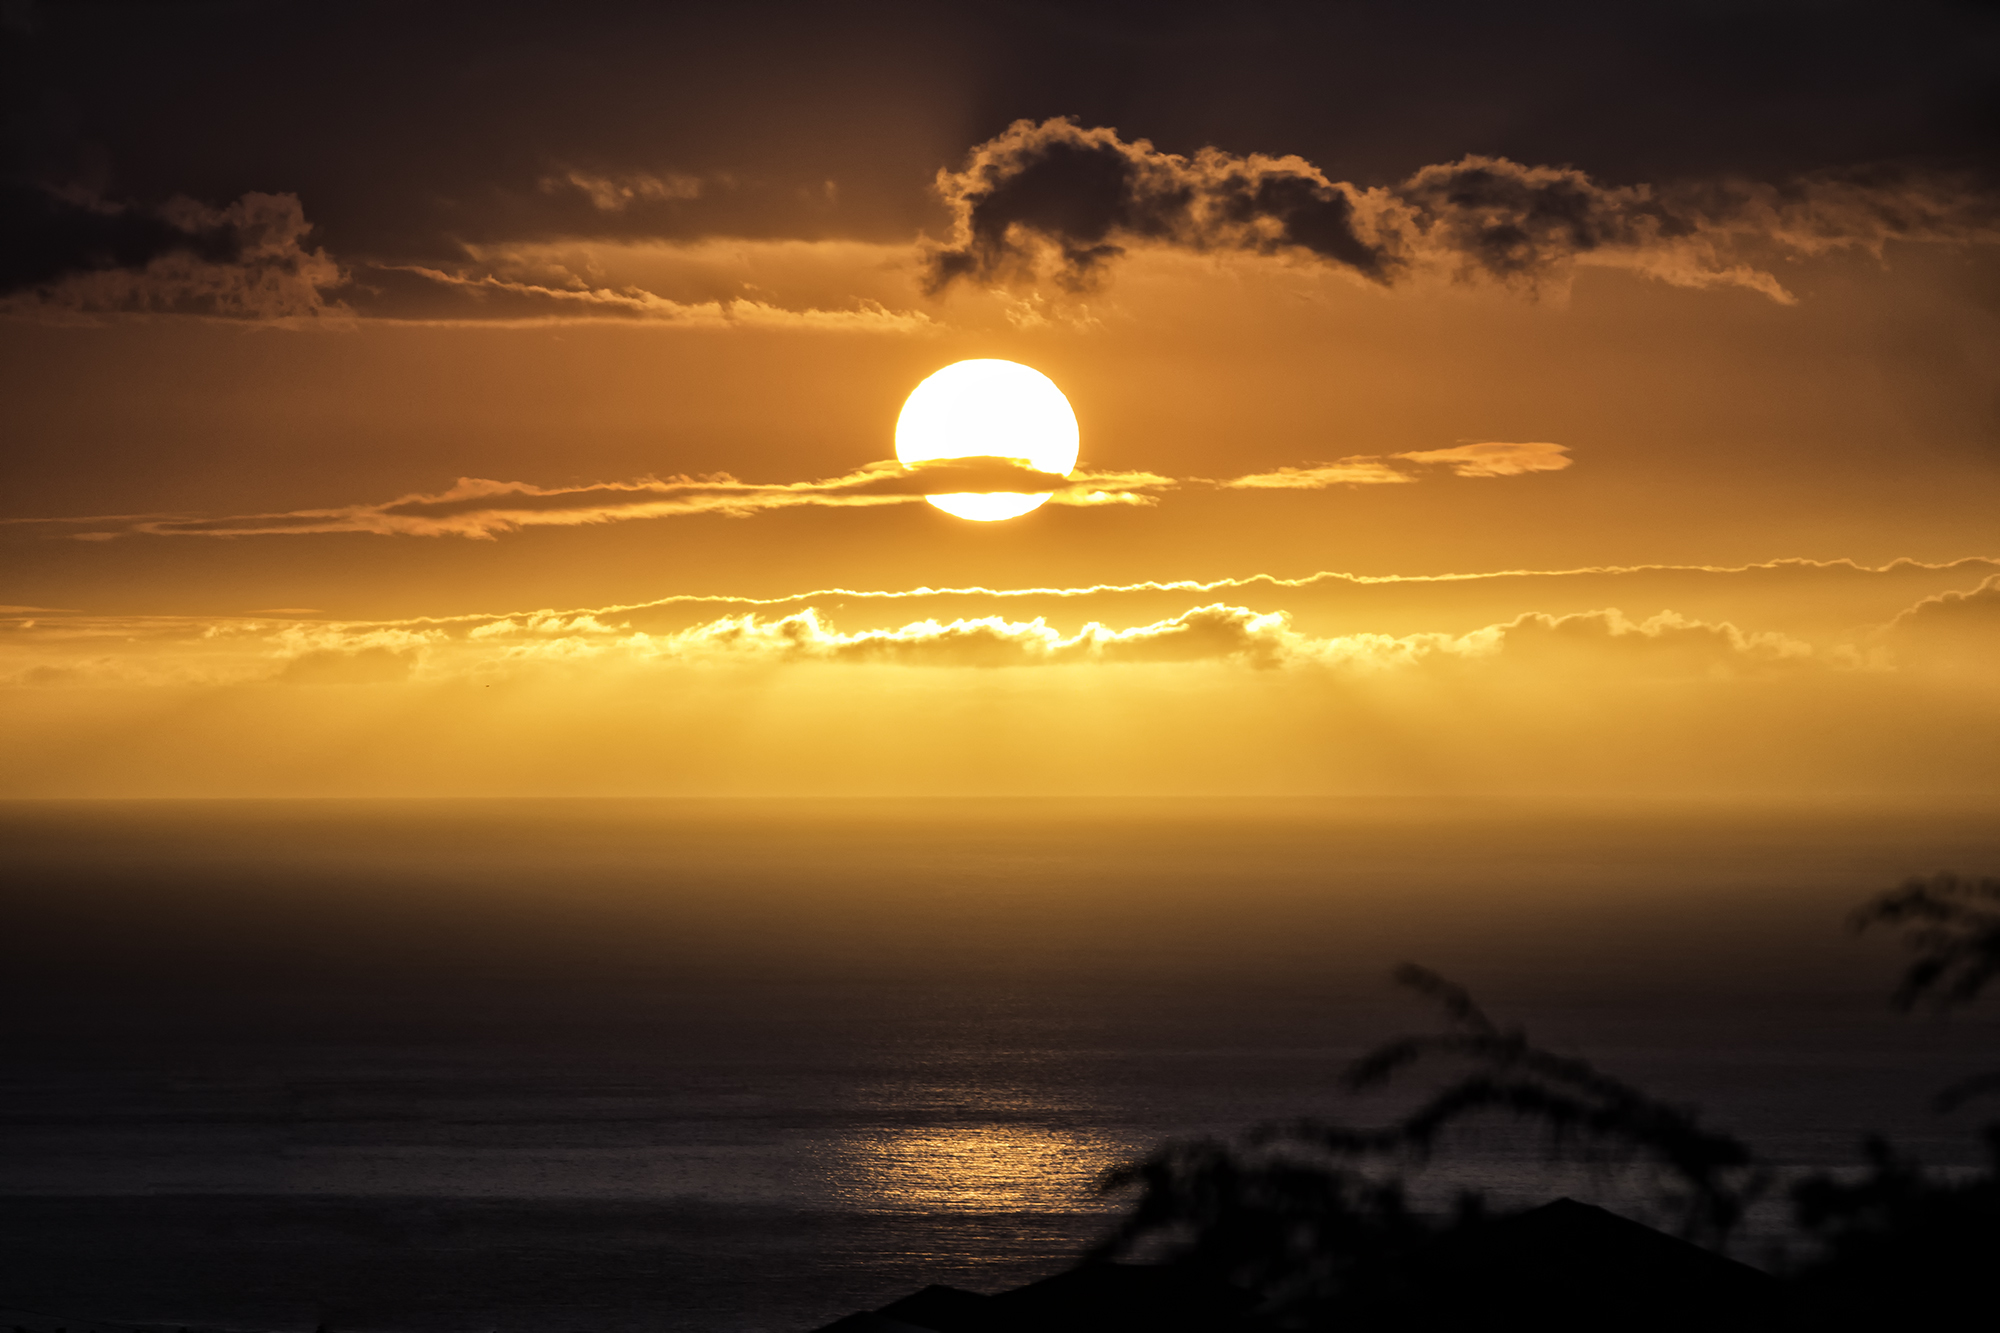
611;603;1811;676
0;597;1829;689
12;565;1999;801
929;120;2000;301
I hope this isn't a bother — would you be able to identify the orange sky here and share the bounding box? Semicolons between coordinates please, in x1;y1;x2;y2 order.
3;3;1997;797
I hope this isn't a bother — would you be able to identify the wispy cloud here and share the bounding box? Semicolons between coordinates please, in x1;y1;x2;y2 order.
375;264;935;332
539;169;706;210
1392;441;1571;477
1220;459;1415;489
19;444;1566;541
1218;441;1571;489
28;459;1167;541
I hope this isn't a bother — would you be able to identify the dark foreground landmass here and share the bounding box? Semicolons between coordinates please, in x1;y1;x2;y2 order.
813;1192;1990;1333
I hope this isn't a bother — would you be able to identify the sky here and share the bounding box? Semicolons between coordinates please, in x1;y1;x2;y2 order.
2;0;1998;797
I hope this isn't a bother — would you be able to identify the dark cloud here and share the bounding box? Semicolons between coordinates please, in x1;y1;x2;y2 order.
5;0;1992;277
929;120;1382;291
931;120;2000;298
0;185;342;318
0;183;238;291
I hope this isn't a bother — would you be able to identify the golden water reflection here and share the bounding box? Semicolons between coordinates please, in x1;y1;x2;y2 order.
827;1124;1135;1213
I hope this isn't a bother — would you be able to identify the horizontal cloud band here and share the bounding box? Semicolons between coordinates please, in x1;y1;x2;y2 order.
0;600;1862;689
25;443;1567;540
9;560;1997;690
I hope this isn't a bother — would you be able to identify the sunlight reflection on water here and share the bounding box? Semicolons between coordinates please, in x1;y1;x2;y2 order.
826;1124;1133;1213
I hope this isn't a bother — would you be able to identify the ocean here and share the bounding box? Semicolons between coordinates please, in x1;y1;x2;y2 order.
2;797;1996;1331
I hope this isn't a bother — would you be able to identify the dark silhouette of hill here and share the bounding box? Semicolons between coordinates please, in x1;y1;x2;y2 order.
811;1199;1778;1332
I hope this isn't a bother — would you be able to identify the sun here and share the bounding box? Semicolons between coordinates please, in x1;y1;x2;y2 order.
895;359;1080;521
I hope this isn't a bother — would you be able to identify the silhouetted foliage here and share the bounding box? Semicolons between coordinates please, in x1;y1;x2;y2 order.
1337;965;1765;1247
1784;1127;2000;1330
1765;872;2000;1328
817;869;2000;1332
1075;873;2000;1331
1089;964;1766;1326
1853;872;2000;1111
1853;872;2000;1012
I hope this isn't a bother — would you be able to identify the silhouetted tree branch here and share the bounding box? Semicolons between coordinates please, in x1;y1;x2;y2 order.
1091;964;1766;1325
1852;872;2000;1011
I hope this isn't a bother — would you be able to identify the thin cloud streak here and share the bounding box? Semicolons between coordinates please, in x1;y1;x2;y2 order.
1216;443;1571;488
7;555;1991;644
1393;441;1572;477
378;265;936;333
37;459;1168;541
28;444;1567;541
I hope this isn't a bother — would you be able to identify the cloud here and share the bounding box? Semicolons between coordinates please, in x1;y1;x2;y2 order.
1875;576;2000;670
539;170;705;210
0;185;344;320
1221;459;1415;490
566;603;1818;679
0;600;1823;688
1222;442;1572;489
378;263;933;332
928;119;1385;293
660;603;1301;669
35;459;1166;541
1479;608;1814;676
270;646;416;686
1391;441;1571;478
19;443;1572;541
928;120;2000;300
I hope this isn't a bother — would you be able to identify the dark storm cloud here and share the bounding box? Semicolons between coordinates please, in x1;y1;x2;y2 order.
930;120;2000;299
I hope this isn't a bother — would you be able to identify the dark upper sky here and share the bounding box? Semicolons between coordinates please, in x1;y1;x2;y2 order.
6;0;1996;272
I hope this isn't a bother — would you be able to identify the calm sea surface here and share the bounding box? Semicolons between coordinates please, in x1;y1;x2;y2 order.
2;798;1997;1332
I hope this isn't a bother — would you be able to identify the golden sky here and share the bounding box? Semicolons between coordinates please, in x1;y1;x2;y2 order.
3;2;1997;796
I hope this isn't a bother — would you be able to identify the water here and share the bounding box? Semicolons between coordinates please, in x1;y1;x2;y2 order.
1;797;1997;1331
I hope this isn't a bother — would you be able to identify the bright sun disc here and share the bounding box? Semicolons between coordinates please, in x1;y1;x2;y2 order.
895;359;1080;521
